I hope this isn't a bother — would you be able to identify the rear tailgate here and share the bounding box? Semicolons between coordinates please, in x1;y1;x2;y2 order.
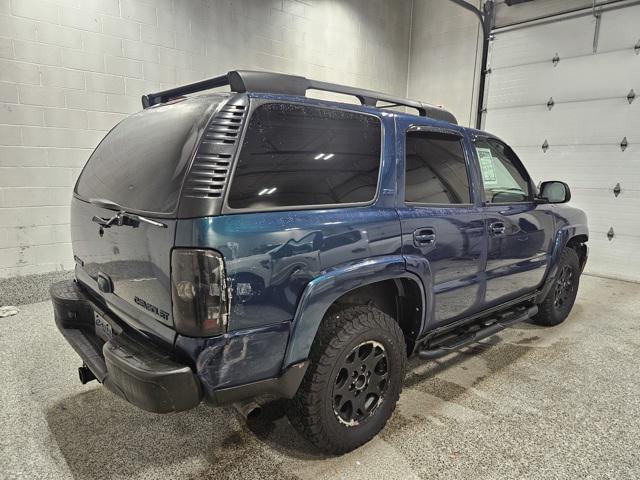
71;198;177;342
71;94;227;341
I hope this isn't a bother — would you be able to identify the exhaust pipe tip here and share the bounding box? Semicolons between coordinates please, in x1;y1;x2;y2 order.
233;400;262;420
78;364;97;384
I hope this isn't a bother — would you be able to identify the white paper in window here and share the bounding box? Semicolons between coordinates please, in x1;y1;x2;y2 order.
476;147;498;186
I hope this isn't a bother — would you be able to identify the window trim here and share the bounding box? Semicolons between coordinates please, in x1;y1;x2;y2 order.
402;125;475;209
221;100;386;214
473;134;535;206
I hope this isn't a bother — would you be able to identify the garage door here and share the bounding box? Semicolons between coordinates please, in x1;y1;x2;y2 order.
484;3;640;282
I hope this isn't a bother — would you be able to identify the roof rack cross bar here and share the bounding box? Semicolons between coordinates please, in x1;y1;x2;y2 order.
141;73;230;109
141;70;457;124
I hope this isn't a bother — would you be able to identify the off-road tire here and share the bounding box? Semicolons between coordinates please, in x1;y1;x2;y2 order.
533;247;580;326
287;305;406;454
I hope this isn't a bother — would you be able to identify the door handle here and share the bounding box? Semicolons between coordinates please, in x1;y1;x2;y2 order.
489;222;506;235
413;228;436;246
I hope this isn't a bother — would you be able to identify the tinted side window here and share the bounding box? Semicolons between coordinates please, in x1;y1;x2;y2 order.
404;131;471;204
475;138;530;204
227;103;381;210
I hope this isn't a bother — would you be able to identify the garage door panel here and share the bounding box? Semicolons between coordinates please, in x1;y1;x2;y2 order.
494;0;594;29
584;234;640;283
514;145;640;190
488;15;595;70
485;98;639;147
487;49;640;109
485;104;548;146
487;4;639;281
569;188;640;236
596;4;640;52
490;4;640;71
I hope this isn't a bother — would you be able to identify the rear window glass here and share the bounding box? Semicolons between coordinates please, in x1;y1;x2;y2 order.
227;103;381;210
75;98;221;214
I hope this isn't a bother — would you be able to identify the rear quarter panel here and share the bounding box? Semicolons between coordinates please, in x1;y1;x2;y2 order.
175;207;402;331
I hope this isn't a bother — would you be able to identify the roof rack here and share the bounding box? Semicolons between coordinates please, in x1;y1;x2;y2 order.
141;70;457;124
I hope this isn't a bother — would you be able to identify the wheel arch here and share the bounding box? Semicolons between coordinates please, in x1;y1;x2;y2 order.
537;226;588;303
283;255;426;368
566;233;588;271
330;277;424;355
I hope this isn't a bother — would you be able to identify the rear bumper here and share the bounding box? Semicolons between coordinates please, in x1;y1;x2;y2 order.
50;280;202;413
51;280;308;412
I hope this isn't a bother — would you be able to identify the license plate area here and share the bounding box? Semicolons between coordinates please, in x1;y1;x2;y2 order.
95;312;113;342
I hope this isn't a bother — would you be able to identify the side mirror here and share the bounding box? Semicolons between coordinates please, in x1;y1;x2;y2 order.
538;181;571;204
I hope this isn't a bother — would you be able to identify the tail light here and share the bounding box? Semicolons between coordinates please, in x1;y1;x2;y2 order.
171;249;228;337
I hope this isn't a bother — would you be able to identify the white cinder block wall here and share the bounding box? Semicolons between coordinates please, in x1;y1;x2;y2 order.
407;0;481;127
0;0;413;279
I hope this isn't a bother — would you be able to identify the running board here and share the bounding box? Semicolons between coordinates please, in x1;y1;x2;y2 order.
417;305;538;360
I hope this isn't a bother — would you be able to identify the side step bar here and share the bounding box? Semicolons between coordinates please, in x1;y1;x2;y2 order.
418;305;538;360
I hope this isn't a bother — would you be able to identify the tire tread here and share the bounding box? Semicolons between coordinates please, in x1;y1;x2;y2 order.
533;247;580;326
287;305;406;454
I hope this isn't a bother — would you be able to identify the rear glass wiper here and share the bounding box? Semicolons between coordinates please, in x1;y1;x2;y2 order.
89;198;168;229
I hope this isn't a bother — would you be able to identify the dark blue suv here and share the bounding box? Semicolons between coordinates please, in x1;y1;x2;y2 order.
51;70;588;454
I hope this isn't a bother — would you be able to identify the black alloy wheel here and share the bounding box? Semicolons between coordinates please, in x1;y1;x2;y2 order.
554;264;575;310
287;305;406;454
533;247;581;326
332;340;389;426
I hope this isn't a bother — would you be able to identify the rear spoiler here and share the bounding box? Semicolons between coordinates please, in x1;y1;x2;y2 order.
141;70;457;124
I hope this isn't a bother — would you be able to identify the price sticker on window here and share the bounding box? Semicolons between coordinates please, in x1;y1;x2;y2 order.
476;147;498;186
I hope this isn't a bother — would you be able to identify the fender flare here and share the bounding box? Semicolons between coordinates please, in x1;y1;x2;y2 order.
282;255;428;368
550;224;588;272
538;224;589;300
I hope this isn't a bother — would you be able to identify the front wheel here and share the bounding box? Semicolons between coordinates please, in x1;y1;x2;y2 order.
533;247;581;326
287;305;406;454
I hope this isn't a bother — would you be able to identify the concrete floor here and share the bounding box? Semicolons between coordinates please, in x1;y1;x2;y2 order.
1;275;639;480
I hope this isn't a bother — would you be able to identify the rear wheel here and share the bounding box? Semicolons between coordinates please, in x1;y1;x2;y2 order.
533;247;580;326
287;305;406;454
